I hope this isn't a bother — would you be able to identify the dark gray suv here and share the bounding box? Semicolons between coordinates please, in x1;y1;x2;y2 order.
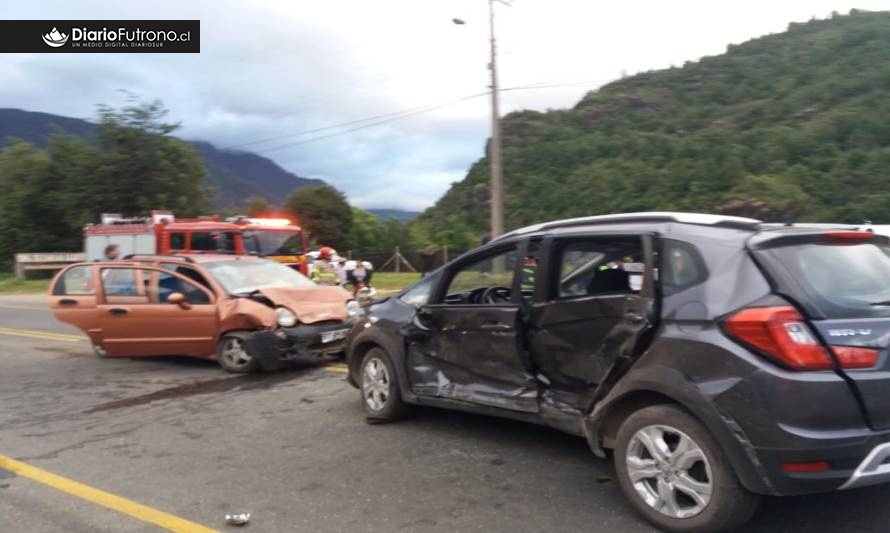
345;212;890;532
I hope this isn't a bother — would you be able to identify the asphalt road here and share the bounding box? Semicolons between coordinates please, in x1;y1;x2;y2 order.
2;294;890;532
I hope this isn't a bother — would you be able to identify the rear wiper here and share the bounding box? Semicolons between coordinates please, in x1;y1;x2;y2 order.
870;301;890;306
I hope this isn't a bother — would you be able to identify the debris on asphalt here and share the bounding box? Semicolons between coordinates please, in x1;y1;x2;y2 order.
225;513;251;526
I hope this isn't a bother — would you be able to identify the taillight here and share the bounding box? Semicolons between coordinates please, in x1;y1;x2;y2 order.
724;306;879;370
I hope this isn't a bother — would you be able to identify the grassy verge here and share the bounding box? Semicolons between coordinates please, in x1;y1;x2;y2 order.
0;273;51;294
372;272;422;293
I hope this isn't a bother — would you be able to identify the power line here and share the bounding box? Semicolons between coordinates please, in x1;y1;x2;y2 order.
254;91;490;154
227;78;611;153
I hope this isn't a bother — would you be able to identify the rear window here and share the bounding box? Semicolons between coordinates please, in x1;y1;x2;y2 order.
764;242;890;319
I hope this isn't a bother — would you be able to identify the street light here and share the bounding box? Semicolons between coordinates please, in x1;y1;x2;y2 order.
453;0;507;239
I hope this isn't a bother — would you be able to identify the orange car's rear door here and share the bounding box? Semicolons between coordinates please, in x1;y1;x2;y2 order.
97;266;217;357
49;264;100;341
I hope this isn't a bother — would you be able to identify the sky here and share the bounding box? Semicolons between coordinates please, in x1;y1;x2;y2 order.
2;0;889;211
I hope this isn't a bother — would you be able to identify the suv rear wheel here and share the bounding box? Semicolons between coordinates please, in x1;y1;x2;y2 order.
613;404;759;533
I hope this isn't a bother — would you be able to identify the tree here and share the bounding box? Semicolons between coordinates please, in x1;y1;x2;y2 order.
347;207;387;252
92;100;212;216
246;196;270;217
284;185;353;249
0;99;212;267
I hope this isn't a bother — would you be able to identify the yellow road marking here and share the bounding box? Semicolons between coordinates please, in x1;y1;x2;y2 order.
0;455;218;532
324;364;348;373
0;327;85;342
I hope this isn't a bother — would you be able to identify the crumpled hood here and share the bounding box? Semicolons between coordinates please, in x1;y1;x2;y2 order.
258;286;352;324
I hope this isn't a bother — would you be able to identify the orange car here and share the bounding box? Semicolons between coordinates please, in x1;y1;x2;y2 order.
49;254;360;373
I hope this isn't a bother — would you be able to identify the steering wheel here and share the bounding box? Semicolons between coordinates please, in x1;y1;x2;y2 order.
481;286;511;304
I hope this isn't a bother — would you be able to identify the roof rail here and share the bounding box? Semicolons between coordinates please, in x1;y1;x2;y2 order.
496;212;762;241
122;254;196;263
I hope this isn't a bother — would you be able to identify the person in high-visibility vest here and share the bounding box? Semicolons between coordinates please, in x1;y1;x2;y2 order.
311;247;340;286
520;256;536;292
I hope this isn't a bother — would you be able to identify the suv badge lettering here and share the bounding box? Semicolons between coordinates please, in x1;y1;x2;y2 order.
828;328;873;337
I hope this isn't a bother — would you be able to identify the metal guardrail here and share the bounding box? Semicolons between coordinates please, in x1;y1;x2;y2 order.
14;253;85;279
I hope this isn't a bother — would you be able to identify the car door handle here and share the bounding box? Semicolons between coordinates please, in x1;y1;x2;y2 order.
108;308;128;316
58;299;78;305
480;322;511;330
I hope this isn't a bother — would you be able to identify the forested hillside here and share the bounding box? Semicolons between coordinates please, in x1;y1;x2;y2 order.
412;10;890;248
0;108;323;209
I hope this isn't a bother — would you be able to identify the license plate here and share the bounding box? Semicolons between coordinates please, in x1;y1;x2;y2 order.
321;329;348;343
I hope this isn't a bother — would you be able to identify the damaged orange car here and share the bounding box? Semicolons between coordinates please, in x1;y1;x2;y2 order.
49;254;360;373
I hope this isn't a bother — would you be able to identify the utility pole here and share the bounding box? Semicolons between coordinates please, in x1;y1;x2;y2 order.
487;0;504;238
453;1;507;238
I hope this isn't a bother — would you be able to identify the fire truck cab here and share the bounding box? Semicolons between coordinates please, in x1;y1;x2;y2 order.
84;211;309;274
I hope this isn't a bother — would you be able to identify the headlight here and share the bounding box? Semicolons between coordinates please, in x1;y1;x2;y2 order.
346;300;361;317
275;307;297;327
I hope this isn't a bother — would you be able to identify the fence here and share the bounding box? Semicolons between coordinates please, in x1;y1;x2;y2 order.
14;253;85;279
344;247;469;273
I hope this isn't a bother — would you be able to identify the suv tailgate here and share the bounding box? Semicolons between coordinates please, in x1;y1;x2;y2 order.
751;229;890;430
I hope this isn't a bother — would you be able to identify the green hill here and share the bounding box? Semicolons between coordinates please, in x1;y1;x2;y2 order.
412;10;890;248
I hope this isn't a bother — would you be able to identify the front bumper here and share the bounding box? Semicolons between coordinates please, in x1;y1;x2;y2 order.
243;319;355;370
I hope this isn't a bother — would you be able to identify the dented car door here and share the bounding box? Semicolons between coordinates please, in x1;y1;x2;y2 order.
405;243;539;413
97;266;218;357
527;234;656;409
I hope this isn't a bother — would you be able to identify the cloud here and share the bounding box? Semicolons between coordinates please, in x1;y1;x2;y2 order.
1;0;887;211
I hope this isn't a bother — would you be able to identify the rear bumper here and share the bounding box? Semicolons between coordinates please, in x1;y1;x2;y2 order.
243;320;354;370
839;442;890;490
750;428;890;495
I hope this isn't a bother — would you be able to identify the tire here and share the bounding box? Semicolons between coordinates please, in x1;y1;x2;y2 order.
613;404;760;533
217;332;259;374
360;347;410;422
92;344;108;358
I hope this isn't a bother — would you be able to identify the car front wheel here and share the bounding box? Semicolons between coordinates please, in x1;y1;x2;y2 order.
613;404;760;533
217;333;259;373
360;347;409;422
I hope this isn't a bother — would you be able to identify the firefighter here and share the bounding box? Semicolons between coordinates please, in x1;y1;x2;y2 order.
311;247;340;286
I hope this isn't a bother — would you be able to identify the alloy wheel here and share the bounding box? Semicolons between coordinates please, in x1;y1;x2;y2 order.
625;424;713;519
220;337;252;369
362;357;390;412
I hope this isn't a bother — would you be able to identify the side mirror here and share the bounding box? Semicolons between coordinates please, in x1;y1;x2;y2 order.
167;292;191;309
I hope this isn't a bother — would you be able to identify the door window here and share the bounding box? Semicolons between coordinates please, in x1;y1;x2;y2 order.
52;265;95;295
554;238;644;298
399;276;436;307
444;248;518;305
153;271;212;304
101;268;148;303
161;263;213;291
169;233;186;250
190;232;237;252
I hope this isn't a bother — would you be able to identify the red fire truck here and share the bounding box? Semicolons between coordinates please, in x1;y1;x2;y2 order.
84;210;309;274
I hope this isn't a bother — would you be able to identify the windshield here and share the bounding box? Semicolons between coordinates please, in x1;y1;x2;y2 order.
204;259;315;294
765;242;890;319
242;230;304;256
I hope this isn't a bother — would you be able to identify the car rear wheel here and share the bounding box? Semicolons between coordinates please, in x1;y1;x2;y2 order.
360;347;409;422
217;333;259;373
613;404;760;533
